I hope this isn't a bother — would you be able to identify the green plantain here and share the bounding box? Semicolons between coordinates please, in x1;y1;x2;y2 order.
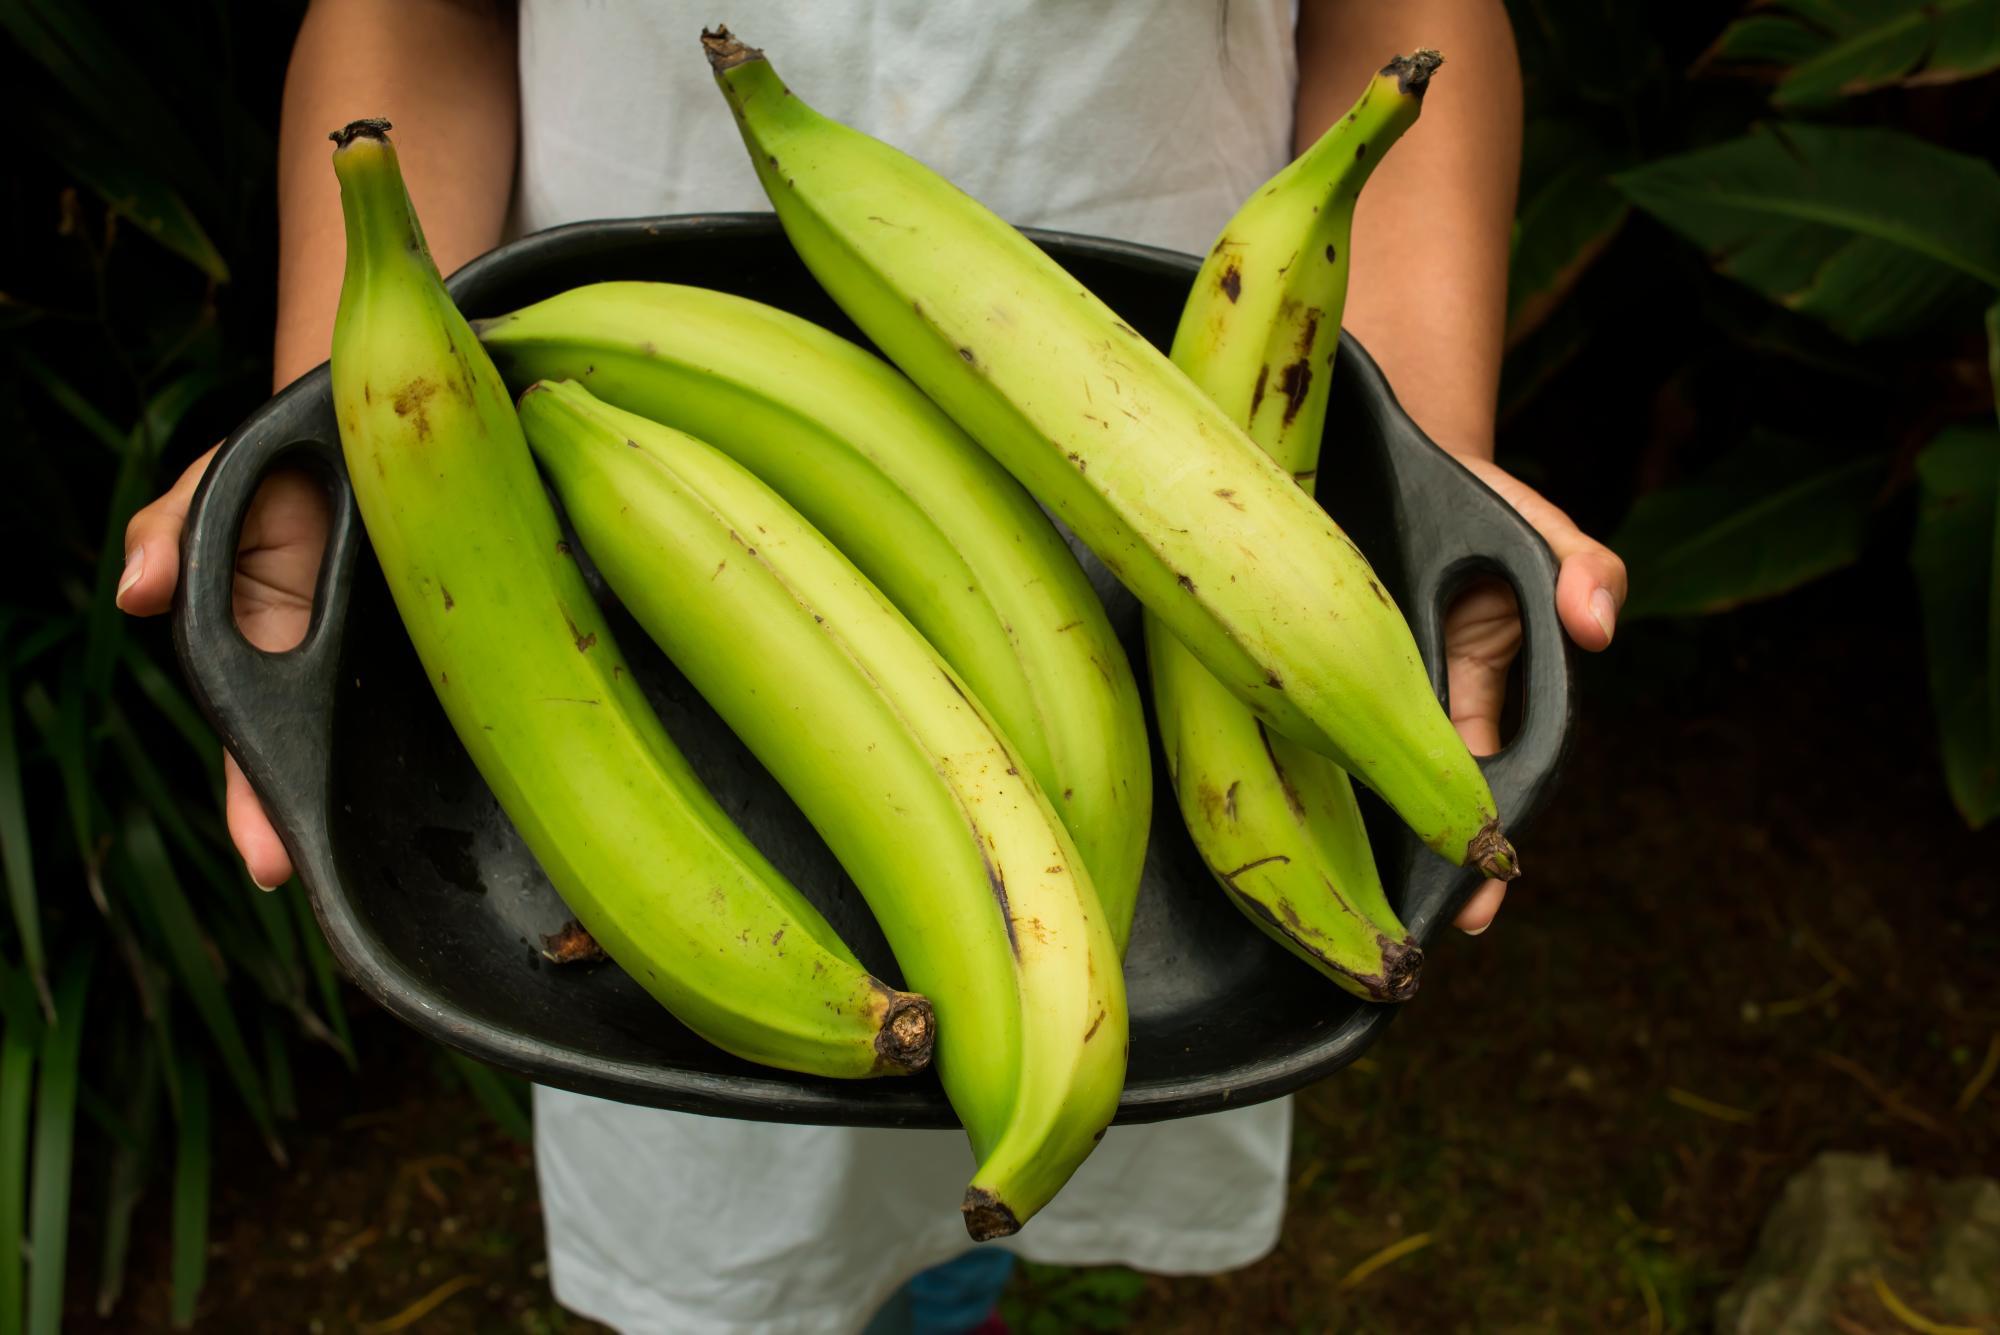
327;120;930;1080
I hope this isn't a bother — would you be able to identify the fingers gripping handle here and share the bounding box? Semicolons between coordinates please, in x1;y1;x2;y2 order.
1406;535;1574;836
1473;536;1575;834
171;364;360;858
1362;373;1575;940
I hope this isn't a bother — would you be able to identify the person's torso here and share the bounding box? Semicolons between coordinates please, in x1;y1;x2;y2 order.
511;0;1300;256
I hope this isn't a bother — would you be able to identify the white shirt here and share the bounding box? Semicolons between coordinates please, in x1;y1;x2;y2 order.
511;4;1303;1332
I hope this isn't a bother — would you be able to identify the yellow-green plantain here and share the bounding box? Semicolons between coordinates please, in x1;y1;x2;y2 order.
516;379;1127;1240
702;28;1519;882
474;282;1150;950
1149;54;1442;1001
326;120;930;1079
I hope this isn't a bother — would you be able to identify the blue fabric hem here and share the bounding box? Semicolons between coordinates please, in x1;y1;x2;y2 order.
861;1249;1015;1335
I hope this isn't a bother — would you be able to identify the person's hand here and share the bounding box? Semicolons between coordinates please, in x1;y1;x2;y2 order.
1439;451;1626;935
117;447;330;889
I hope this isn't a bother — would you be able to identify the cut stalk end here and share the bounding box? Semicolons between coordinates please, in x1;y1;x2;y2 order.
329;118;393;149
873;990;936;1075
961;1186;1022;1242
1374;937;1423;1003
1382;50;1444;98
1468;821;1520;881
700;26;764;73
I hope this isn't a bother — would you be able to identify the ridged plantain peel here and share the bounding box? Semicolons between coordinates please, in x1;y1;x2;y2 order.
517;380;1127;1240
474;282;1152;951
702;28;1519;882
326;120;932;1080
1149;53;1445;1001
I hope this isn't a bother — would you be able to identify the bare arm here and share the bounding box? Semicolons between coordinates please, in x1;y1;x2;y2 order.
1295;1;1626;932
121;0;520;888
275;0;519;387
1295;0;1520;462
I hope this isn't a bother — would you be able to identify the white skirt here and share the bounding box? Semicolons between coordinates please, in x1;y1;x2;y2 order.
534;1088;1292;1335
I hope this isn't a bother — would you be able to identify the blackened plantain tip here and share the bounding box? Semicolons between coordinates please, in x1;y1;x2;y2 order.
701;26;764;73
1378;937;1424;1002
874;991;936;1075
330;118;393;148
1383;49;1444;98
961;1187;1021;1242
1468;820;1520;882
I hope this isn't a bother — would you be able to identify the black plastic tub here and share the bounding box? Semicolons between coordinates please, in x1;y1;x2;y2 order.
173;214;1574;1128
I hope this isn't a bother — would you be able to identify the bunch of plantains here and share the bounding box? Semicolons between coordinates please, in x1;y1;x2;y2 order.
324;28;1509;1241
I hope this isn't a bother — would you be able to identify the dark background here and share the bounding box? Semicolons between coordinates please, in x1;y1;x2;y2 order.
2;2;1996;1330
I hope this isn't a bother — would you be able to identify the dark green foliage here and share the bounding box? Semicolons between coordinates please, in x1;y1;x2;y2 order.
1;4;345;1328
1002;1260;1148;1334
1909;425;2000;826
1613;435;1889;618
1502;0;2000;830
1703;0;2000;108
1613;124;2000;339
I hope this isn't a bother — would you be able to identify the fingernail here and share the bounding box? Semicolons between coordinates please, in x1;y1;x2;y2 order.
114;547;145;608
1589;586;1617;646
1461;922;1490;937
251;872;283;892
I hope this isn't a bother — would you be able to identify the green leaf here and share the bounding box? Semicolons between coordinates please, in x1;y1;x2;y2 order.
0;298;38;336
135;370;222;462
83;371;218;705
94;1041;160;1320
13;351;126;457
74;1085;141;1156
0;0;217;210
0;967;39;1038
1988;301;1999;794
120;644;223;779
116;809;278;1157
1613;436;1889;618
1509;0;1663;114
104;706;237;899
1710;0;2000;107
0;653;49;1017
260;1016;296;1121
1614;124;2000;340
290;889;354;1067
441;1049;532;1143
4;617;78;678
242;876;301;984
1508;149;1630;345
33;108;230;282
169;1058;209;1328
1911;425;2000;827
1708;12;1828;66
1692;265;1895;382
25;951;91;1335
0;1018;34;1335
100;700;295;1020
1500;289;1593;421
20;681;96;895
1990;300;2000;422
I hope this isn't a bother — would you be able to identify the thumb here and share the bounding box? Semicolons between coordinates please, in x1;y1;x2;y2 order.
1457;455;1628;652
117;443;219;617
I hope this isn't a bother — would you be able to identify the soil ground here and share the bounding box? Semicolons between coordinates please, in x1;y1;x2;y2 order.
67;558;2000;1333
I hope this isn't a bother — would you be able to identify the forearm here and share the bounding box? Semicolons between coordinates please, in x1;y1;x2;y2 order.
1294;0;1522;460
274;0;519;389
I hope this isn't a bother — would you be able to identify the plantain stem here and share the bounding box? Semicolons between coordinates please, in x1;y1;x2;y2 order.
1374;938;1423;1003
1382;49;1444;98
1468;821;1521;881
873;992;937;1075
329;117;393;148
961;1187;1022;1242
700;26;763;73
